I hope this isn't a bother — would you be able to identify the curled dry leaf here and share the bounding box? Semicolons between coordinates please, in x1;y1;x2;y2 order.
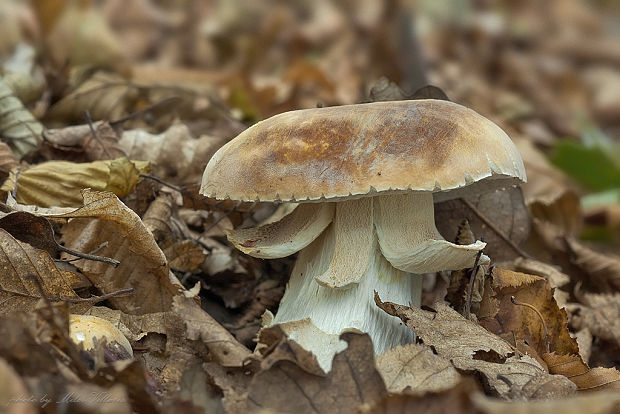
1;157;149;207
246;332;386;414
119;124;227;184
564;238;620;292
164;240;206;273
0;78;41;157
56;190;179;314
42;121;127;161
0;228;87;314
543;353;620;392
566;293;620;348
375;294;576;399
376;343;461;394
45;71;138;123
477;267;579;359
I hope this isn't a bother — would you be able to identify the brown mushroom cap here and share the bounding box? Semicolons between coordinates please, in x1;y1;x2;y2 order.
201;100;526;202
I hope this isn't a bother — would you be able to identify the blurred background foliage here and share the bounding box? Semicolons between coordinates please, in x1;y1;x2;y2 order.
1;0;619;247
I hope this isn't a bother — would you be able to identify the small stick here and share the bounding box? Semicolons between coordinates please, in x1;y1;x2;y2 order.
511;296;550;354
84;110;113;159
460;198;531;259
57;244;120;267
464;249;483;320
60;288;134;304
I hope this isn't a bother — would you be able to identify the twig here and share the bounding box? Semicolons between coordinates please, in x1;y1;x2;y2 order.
84;110;113;159
57;243;120;267
460;198;531;259
511;296;550;354
60;288;134;304
464;249;483;320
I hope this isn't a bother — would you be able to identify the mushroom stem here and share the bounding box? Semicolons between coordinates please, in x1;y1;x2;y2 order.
271;214;421;372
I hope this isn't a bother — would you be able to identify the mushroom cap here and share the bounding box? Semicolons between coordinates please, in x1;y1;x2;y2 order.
201;100;526;202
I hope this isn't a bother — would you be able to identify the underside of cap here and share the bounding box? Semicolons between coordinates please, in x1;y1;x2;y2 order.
201;100;526;202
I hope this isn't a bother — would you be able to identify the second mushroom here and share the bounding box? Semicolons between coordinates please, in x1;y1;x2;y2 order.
201;100;526;372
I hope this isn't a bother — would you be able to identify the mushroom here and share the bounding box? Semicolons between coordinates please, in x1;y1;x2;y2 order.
69;314;133;360
201;100;526;371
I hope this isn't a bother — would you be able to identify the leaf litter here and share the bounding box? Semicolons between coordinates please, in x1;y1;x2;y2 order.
0;0;619;413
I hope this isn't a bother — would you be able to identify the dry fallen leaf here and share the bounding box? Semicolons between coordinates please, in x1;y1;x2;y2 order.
566;293;620;349
57;190;179;314
119;123;227;184
375;293;576;399
42;121;127;162
246;332;386;413
435;187;530;262
1;158;149;207
376;343;461;394
0;78;41;157
473;390;620;414
477;267;579;359
564;238;620;292
0;228;87;314
543;353;620;392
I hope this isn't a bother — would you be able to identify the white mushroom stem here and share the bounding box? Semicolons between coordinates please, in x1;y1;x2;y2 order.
228;193;486;372
375;193;486;273
271;219;420;372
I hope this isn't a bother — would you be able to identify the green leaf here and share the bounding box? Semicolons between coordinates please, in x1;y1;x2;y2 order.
550;140;620;192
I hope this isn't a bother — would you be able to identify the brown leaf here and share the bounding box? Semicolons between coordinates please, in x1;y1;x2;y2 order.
0;78;41;156
42;121;127;162
1;158;149;207
0;141;19;182
376;343;461;394
0;229;87;313
473;390;620;414
119;124;227;184
364;379;482;414
172;295;251;367
566;293;620;348
246;332;386;413
375;294;576;399
164;240;206;273
543;353;620;392
564;238;620;292
45;71;138;123
477;267;579;358
57;190;179;314
435;187;531;262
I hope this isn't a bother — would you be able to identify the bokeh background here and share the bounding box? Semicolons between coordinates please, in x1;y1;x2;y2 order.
1;0;619;244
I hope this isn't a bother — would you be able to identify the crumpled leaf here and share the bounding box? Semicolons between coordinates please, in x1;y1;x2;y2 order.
435;187;531;262
376;343;461;394
566;293;620;348
42;121;127;162
163;240;206;273
246;332;386;413
477;267;579;359
56;190;179;314
0;77;41;156
375;294;576;399
0;228;87;314
171;294;251;367
119;123;227;184
45;71;139;123
543;353;620;392
564;238;620;292
473;390;620;414
1;157;149;207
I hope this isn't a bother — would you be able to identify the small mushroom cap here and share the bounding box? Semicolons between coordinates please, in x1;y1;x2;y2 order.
201;100;526;202
68;314;133;358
